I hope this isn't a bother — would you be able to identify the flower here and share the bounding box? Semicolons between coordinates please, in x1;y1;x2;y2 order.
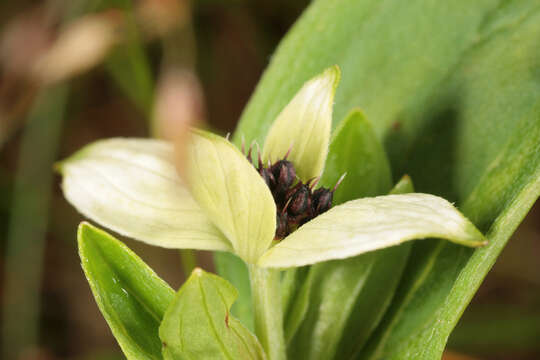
58;66;486;268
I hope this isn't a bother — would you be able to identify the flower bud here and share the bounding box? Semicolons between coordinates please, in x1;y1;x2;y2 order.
270;160;296;193
259;167;275;188
287;184;311;216
312;187;333;215
275;211;289;239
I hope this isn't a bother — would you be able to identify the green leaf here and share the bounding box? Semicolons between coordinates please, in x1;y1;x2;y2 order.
262;66;340;181
289;175;415;360
320;109;392;202
235;0;540;356
159;268;266;360
214;252;254;331
281;266;311;344
259;193;486;268
332;176;415;359
106;17;154;115
59;138;229;251
78;222;174;360
389;175;414;195
187;129;276;264
287;254;377;360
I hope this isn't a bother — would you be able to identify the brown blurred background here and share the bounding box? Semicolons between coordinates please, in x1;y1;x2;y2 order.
0;1;538;359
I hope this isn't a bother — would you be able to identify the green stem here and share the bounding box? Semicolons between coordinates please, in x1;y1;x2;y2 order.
1;85;68;359
248;264;286;360
179;249;197;278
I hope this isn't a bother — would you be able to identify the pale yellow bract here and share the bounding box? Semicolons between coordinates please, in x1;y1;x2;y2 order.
59;66;486;268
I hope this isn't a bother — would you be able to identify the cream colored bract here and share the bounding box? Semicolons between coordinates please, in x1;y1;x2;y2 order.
59;66;486;267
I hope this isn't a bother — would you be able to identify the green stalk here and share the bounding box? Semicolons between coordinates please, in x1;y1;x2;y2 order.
179;249;197;278
1;85;68;359
248;264;286;360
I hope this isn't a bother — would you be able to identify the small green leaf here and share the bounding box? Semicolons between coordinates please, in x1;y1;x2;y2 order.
321;109;392;202
78;222;174;360
214;251;254;331
159;268;266;360
187;129;276;264
262;66;340;181
389;175;414;195
259;193;486;268
59;138;229;251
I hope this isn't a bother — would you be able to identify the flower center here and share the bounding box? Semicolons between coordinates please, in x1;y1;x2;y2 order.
243;145;341;239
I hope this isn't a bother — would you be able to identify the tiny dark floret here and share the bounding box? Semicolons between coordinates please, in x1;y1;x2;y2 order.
243;145;343;239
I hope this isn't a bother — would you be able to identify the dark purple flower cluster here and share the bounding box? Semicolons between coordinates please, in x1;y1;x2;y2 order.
243;145;344;240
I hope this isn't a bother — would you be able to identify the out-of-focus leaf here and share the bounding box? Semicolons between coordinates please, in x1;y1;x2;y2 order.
449;304;540;354
187;129;276;264
59;138;230;251
235;0;540;357
262;66;340;181
159;268;266;360
88;0;154;114
259;193;486;268
106;13;154;114
1;86;68;359
78;222;174;360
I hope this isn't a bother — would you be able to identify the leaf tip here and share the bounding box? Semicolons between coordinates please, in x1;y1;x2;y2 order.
191;267;204;277
77;221;92;244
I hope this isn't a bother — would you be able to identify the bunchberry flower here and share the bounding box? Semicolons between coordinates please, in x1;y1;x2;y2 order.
58;66;486;268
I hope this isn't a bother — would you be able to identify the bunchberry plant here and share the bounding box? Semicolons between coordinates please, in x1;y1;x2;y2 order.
58;66;486;360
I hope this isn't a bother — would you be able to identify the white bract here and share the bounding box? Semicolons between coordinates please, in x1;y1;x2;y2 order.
59;66;486;267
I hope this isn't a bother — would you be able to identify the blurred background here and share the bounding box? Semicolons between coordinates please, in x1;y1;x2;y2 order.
0;1;538;359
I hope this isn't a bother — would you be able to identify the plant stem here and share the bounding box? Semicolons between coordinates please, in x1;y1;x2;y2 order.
179;249;197;277
248;264;286;360
1;85;68;359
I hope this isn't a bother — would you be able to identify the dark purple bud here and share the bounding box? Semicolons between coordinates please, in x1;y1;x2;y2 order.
259;167;275;188
312;187;333;214
270;160;296;192
275;211;289;239
287;184;311;216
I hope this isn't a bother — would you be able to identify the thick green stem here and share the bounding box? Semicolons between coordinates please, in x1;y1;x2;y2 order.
248;264;286;360
179;249;197;278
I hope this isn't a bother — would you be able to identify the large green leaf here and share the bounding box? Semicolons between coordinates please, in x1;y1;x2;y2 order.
321;109;392;203
159;268;266;360
235;0;540;357
78;222;174;360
